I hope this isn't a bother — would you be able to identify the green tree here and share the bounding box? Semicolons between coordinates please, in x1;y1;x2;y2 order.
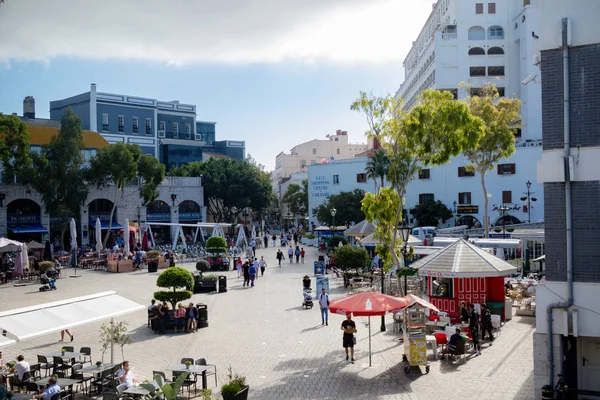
412;199;453;227
327;235;348;248
365;149;390;190
27;108;88;248
463;85;521;237
168;157;273;222
353;90;484;268
153;267;194;309
206;236;227;255
88;143;165;246
313;189;365;226
0;113;32;183
282;179;308;217
334;245;370;271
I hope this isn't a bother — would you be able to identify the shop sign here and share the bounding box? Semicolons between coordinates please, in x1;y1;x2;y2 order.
179;212;201;221
457;205;479;214
89;214;113;224
7;214;40;224
147;213;171;222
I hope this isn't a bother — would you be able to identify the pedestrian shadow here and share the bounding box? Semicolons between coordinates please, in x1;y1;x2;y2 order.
300;325;325;333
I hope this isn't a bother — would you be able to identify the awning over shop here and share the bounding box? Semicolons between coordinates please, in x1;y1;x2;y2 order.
0;334;16;348
8;224;48;234
89;221;124;230
0;291;144;343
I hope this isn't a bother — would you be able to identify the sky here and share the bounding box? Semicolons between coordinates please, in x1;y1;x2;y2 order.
0;0;435;170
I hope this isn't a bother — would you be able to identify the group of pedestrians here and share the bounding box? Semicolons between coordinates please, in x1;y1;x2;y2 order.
234;255;267;287
287;246;305;263
459;301;494;356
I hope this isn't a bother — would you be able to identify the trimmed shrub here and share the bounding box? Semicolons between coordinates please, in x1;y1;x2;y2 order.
195;259;211;275
154;267;194;309
327;235;348;248
206;236;227;255
334;245;369;271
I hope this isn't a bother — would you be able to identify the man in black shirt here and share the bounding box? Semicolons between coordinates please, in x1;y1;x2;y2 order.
242;262;250;287
341;314;357;363
468;303;481;355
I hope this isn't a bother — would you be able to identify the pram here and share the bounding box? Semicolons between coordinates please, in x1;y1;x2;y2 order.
281;237;288;247
302;288;314;309
39;277;57;292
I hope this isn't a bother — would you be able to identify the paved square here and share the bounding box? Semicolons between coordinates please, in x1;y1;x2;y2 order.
0;245;534;399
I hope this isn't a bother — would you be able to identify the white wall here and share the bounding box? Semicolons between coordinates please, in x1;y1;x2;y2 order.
539;0;600;50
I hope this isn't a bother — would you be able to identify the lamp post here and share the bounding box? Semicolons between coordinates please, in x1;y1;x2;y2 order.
170;193;177;207
453;201;457;225
0;192;5;207
330;208;337;228
498;205;510;238
399;223;412;295
521;180;537;223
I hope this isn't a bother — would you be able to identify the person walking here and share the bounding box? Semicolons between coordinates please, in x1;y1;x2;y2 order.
263;233;269;248
250;239;257;257
480;304;494;343
468;303;481;356
318;288;330;326
295;246;301;263
249;262;257;287
288;246;294;263
460;301;469;324
300;248;305;263
60;329;74;342
259;256;267;276
235;257;243;278
242;261;250;287
341;314;357;363
252;258;260;280
276;250;284;267
271;234;277;247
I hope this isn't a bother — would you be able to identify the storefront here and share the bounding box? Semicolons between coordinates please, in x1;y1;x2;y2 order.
178;200;202;240
6;199;48;243
88;199;122;247
146;200;171;245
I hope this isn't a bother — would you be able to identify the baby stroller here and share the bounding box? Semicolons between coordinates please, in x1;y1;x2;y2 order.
39;277;57;292
302;288;314;309
281;237;288;247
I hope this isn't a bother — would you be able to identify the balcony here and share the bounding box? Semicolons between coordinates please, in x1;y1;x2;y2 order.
442;32;457;40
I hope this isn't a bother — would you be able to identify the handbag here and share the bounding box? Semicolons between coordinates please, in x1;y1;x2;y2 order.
353;335;357;345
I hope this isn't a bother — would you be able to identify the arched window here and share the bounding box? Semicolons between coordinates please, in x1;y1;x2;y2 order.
488;25;504;39
468;26;486;40
468;47;485;55
488;46;504;55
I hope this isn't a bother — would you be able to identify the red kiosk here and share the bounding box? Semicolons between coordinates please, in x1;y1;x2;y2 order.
410;239;517;321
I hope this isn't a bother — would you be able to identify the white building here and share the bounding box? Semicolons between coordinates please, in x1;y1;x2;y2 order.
278;171;308;220
273;130;368;189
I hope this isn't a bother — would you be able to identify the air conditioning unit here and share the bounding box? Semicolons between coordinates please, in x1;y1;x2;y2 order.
158;130;165;138
195;134;202;140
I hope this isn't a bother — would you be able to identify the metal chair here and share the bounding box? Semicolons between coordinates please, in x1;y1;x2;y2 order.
152;371;172;385
71;363;93;395
37;355;54;377
172;371;196;399
79;347;92;365
447;339;467;364
195;358;217;387
52;356;71;377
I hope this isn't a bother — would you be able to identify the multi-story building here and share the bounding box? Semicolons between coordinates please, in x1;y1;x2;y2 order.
391;0;544;228
50;84;245;169
534;0;600;396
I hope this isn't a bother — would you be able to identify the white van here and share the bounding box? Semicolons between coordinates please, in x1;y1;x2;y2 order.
412;226;437;239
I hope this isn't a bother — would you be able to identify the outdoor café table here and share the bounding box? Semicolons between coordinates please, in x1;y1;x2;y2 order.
167;364;209;390
425;320;449;334
425;335;439;360
11;394;33;400
80;363;116;374
35;377;81;389
44;351;83;360
123;385;150;397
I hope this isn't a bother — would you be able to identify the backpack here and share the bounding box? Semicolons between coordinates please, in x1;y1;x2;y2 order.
319;293;330;306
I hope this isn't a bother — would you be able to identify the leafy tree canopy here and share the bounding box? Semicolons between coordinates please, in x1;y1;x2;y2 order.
313;189;365;227
154;267;194;309
0;113;32;183
206;236;227;255
26;108;88;235
327;235;348;248
168;156;273;222
365;149;390;189
463;84;521;237
282;179;308;217
412;199;452;227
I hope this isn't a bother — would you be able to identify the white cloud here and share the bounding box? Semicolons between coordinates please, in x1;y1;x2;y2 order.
0;0;434;65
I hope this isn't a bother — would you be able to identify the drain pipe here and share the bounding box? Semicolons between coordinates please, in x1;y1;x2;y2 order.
546;17;574;388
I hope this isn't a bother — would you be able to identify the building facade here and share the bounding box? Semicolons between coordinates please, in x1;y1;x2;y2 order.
50;84;245;169
533;0;600;396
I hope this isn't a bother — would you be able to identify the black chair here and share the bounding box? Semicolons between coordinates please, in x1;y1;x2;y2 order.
12;371;32;392
92;369;112;395
52;356;71;377
50;393;60;400
25;381;40;395
29;363;42;380
152;370;172;385
180;358;194;365
195;358;217;387
70;363;93;395
172;371;196;399
37;355;54;377
79;347;92;365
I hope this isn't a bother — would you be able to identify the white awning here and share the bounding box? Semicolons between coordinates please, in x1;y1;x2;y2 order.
0;335;16;348
0;291;144;343
433;237;522;249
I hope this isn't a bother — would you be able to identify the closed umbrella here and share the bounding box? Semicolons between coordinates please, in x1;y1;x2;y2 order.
70;218;80;277
329;292;410;366
251;225;256;240
129;230;135;251
95;217;102;257
142;230;149;251
13;246;23;278
21;243;29;271
123;219;130;256
44;240;51;261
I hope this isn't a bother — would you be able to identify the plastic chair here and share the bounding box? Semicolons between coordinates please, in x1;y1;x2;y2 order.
491;315;502;336
79;347;92;365
62;346;75;353
172;371;196;399
195;358;217;387
152;371;172;385
448;338;467;363
71;363;93;395
180;358;194;365
37;355;55;377
25;381;40;394
434;332;448;353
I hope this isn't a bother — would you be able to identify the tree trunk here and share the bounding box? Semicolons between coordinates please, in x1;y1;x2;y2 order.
102;187;120;248
480;170;489;238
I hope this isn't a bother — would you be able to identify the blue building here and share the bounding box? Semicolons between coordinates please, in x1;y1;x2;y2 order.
50;84;245;168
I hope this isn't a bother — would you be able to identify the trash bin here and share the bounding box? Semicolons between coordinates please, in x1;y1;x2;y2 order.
218;275;227;293
487;301;505;319
318;256;325;262
541;385;554;399
505;298;513;320
148;261;158;273
197;303;208;328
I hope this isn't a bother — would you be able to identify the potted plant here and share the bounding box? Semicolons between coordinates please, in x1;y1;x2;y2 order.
154;267;194;309
61;347;66;355
98;321;133;363
220;367;248;400
194;274;218;293
195;259;211;277
507;227;515;233
147;250;161;273
96;361;102;368
185;361;192;369
39;261;54;272
141;372;188;400
520;196;528;201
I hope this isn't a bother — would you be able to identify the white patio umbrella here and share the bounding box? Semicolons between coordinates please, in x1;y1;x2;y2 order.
338;241;344;247
13;246;23;278
251;225;256;240
123;219;130;256
21;243;29;272
495;247;505;260
70;218;80;277
95;217;102;257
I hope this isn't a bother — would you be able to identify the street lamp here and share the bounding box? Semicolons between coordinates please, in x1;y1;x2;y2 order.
330;208;337;228
498;205;511;238
399;222;412;295
521;180;537;223
170;193;177;207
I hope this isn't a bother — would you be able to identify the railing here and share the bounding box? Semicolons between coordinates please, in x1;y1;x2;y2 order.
442;32;457;40
162;176;201;187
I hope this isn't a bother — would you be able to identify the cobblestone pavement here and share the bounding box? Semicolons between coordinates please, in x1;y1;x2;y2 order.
0;245;535;399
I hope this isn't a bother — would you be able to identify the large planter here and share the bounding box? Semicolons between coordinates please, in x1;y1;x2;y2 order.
148;260;158;273
194;277;218;293
222;386;249;400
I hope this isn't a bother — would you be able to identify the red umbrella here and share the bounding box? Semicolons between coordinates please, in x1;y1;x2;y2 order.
329;292;410;366
142;231;149;251
129;231;135;250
